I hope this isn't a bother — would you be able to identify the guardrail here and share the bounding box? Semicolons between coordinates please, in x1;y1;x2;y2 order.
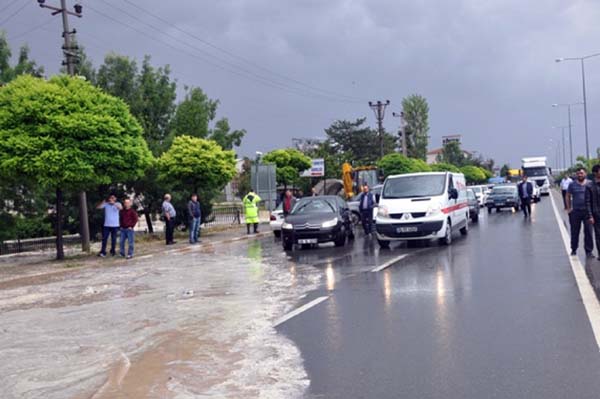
203;205;243;228
0;234;81;256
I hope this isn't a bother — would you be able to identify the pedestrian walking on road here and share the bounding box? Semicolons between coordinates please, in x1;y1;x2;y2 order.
585;164;600;260
188;194;202;244
243;189;261;234
359;184;377;235
561;175;573;209
97;194;122;257
119;198;138;259
162;194;177;245
282;190;297;216
566;167;593;257
517;175;534;218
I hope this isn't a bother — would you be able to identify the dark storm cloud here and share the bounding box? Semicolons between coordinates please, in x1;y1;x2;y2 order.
3;0;600;166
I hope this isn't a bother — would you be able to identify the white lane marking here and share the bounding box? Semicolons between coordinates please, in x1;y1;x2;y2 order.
550;192;600;351
273;296;329;327
371;254;409;272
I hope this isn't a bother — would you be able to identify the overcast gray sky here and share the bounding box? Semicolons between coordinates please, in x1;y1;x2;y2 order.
3;0;600;168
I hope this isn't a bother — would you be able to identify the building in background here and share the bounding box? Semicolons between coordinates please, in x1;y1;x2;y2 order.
426;134;472;164
292;137;323;153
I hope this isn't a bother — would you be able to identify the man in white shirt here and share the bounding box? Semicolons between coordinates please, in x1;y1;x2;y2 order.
561;175;573;209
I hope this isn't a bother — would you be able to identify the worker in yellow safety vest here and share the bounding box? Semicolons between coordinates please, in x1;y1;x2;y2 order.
243;190;262;234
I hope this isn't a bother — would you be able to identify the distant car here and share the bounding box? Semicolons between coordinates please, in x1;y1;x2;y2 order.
281;196;354;251
485;185;521;213
269;203;284;237
347;184;383;224
466;189;480;223
470;185;487;207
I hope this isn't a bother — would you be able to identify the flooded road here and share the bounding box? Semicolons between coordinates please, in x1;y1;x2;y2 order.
0;239;326;398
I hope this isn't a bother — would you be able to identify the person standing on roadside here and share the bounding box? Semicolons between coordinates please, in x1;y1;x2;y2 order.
119;198;138;259
243;189;261;234
187;194;202;244
586;164;600;260
359;184;377;236
517;175;534;218
311;187;318;197
96;194;122;257
561;175;573;209
282;189;296;216
566;167;593;257
162;194;177;245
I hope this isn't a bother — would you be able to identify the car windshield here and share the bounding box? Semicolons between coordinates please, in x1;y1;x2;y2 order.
291;198;337;214
472;186;482;193
467;190;476;199
522;167;547;177
491;186;516;195
383;174;446;199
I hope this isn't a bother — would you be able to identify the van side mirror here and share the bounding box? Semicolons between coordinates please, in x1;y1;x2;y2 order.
449;188;458;200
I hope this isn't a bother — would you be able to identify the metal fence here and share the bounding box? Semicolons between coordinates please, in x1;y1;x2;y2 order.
203;205;243;228
0;234;81;256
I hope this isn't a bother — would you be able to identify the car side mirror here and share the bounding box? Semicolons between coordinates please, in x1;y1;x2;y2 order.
449;188;458;200
375;194;380;203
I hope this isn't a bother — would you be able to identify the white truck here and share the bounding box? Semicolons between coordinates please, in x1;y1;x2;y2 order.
521;157;551;196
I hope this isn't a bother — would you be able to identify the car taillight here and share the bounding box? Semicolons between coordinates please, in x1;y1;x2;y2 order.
270;214;276;221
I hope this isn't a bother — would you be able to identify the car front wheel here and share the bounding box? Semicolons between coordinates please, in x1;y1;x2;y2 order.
439;222;452;246
283;241;293;251
378;239;390;248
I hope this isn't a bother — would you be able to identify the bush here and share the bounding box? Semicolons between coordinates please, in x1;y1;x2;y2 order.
460;165;487;184
378;153;431;177
430;162;461;173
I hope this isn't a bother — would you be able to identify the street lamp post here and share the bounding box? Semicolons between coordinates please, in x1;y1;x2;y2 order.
552;125;568;170
552;103;582;167
556;53;600;159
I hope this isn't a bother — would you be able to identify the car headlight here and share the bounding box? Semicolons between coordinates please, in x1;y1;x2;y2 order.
426;204;442;217
378;205;389;217
321;218;338;228
282;222;293;230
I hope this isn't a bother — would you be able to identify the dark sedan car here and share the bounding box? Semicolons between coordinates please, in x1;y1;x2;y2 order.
485;185;521;213
281;196;355;251
467;188;479;222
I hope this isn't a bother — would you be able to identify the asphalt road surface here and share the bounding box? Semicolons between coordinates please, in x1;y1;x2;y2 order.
3;194;600;398
274;197;600;399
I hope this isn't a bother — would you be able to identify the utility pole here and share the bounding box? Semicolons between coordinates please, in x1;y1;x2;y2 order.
368;100;390;158
392;111;407;156
38;0;90;253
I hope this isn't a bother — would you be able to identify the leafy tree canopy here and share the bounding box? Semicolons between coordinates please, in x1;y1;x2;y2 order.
401;94;429;160
262;148;312;187
377;153;432;177
436;141;466;167
430;162;461;173
0;32;44;84
460;165;488;184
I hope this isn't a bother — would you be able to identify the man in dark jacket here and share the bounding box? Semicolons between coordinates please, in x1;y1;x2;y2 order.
567;167;593;257
517;175;534;218
119;198;138;259
358;184;377;235
586;164;600;260
187;194;202;244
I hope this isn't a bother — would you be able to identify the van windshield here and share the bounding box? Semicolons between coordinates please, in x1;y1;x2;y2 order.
522;167;547;177
383;175;446;199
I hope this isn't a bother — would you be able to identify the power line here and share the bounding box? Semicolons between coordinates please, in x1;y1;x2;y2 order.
7;18;55;41
86;3;363;103
119;0;366;102
0;0;29;27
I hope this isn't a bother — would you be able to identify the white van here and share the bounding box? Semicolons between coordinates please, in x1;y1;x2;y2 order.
375;172;469;248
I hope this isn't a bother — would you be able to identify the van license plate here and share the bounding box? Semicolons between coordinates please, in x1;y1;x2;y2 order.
298;239;317;244
397;227;418;233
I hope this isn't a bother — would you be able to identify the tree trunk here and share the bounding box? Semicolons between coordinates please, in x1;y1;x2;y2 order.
144;209;154;234
55;187;64;260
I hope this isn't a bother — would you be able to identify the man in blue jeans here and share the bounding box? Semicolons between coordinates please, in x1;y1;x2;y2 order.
97;194;122;257
119;198;138;259
187;194;202;244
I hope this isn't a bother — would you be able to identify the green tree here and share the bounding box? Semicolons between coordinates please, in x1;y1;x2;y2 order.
157;136;236;222
377;153;431;177
324;118;396;166
168;86;245;151
96;53;139;106
500;164;510;177
430;162;461;173
0;33;44;84
401;94;430;160
436;141;466;167
0;75;153;259
460;165;487;184
262;149;312;189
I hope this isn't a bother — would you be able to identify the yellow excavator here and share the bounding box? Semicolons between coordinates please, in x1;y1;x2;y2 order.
342;163;380;199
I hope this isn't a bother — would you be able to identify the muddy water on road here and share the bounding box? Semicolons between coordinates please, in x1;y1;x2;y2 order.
0;239;320;398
